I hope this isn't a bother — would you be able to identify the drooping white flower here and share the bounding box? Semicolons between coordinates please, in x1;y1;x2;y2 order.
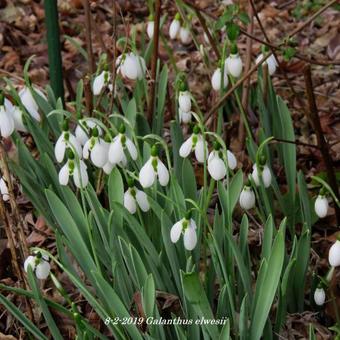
24;253;50;280
170;216;197;251
255;53;278;76
124;181;150;214
108;126;138;166
147;21;154;39
314;195;328;218
5;99;27;132
75;118;102;146
179;108;192;124
139;146;169;188
83;129;108;168
207;146;237;181
179;26;192;45
329;240;340;267
179;127;207;163
0;177;9;201
239;186;256;210
18;86;46;122
93;70;110;96
59;156;89;189
169;15;181;39
178;91;191;113
0;105;14;138
211;67;228;91
314;288;326;306
120;53;146;81
225;45;243;78
251;164;272;188
55;122;82;163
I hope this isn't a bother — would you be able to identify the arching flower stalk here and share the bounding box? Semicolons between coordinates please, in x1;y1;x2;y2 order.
139;144;169;188
24;251;50;280
123;178;150;214
55;120;82;163
108;125;138;167
170;211;197;251
83;127;108;168
59;150;89;189
179;125;207;163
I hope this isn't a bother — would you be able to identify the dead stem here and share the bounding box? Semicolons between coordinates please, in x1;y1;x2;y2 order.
147;0;161;124
83;0;95;75
303;65;340;224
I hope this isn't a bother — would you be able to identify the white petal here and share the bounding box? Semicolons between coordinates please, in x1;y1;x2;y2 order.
54;134;66;163
314;196;328;218
179;136;193;158
91;141;108;167
0;106;14;138
109;137;124;164
126;138;138;160
58;163;70;186
122;54;138;80
267;55;277;75
227;150;237;170
147;21;154;39
183;226;197;250
0;177;9;201
314;288;325;306
179;27;192;45
226;54;243;78
12;107;27;132
157;159;169;186
82;139;91;159
194;137;207;163
35;261;51;279
139;159;156;188
170;220;183;243
124;190;137;214
211;68;222;91
135;189;150;212
239;188;255;210
68;134;82;158
24;256;36;272
103;161;115;174
190;219;197;229
169;19;180;39
93;71;106;95
73;161;88;188
178;92;191;113
208;153;226;180
136;56;146;80
179;109;192;124
18;86;42;121
329;240;340;267
262;165;272;188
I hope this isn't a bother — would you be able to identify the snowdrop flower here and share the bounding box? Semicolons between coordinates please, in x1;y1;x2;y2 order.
5;99;27;132
108;125;138;166
314;194;328;218
178;91;191;113
83;128;108;168
75;118;102;146
225;44;243;78
170;212;197;251
251;163;272;188
169;14;181;39
18;86;46;122
314;287;326;306
256;52;278;76
208;143;237;181
139;145;169;188
24;252;50;280
120;53;146;81
147;16;154;39
179;126;207;163
329;240;340;267
239;186;256;210
0;177;9;201
179;26;192;45
211;67;228;91
0;104;14;138
93;69;110;96
59;151;89;189
179;108;192;124
124;178;150;214
55;122;82;163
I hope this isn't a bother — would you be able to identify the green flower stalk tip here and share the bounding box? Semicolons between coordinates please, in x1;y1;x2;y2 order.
119;124;126;134
62;119;69;131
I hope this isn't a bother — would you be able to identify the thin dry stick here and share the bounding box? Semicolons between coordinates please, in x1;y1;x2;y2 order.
239;3;254;147
303;65;340;223
147;0;161;124
272;137;320;150
83;0;95;75
0;142;29;258
0;196;34;321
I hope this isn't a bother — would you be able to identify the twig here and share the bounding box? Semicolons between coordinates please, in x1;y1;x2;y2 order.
303;64;340;223
147;0;161;124
83;0;95;75
239;3;254;146
272;137;320;150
